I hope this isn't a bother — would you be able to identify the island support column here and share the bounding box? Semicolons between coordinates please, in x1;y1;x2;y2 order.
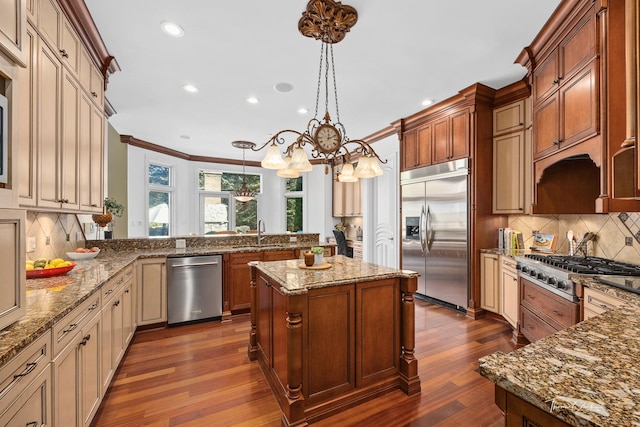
399;275;421;395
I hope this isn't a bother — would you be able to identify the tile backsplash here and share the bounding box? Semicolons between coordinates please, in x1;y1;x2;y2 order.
26;212;84;260
508;213;640;264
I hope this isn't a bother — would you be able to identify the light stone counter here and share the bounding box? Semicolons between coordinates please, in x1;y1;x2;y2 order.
479;277;640;426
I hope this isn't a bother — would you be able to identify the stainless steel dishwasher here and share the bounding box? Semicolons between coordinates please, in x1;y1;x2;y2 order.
167;255;222;325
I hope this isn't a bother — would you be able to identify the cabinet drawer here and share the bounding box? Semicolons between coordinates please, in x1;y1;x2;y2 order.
583;287;624;318
493;100;525;136
52;293;100;356
230;252;262;265
122;264;134;283
263;250;296;261
521;280;579;329
101;271;125;307
0;363;51;427
521;305;557;342
0;330;51;416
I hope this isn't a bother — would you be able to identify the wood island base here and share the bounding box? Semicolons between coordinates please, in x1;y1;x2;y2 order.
247;259;421;426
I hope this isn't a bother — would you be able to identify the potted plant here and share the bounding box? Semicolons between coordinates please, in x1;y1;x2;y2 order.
311;246;324;265
92;197;125;238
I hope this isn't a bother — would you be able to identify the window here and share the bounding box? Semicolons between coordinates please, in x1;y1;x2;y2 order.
148;164;172;237
198;170;261;234
285;177;303;233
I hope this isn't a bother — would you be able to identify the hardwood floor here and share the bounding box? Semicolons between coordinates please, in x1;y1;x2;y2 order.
92;299;515;426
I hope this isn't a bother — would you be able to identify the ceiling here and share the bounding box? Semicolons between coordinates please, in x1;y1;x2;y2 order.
84;0;562;162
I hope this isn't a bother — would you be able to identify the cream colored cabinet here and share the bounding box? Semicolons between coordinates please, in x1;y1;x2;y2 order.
0;209;26;331
60;66;81;209
36;0;60;53
492;99;532;214
333;170;362;217
480;253;500;313
583;287;625;321
122;266;136;346
500;256;519;329
60;17;79;74
100;270;125;394
17;24;37;207
53;308;102;427
137;257;167;326
0;0;28;66
0;330;51;419
78;90;104;212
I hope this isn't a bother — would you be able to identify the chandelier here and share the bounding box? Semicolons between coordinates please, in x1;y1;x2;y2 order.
232;140;257;202
252;0;384;182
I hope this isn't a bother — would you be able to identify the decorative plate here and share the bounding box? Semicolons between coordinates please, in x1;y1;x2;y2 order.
27;263;76;279
298;262;332;270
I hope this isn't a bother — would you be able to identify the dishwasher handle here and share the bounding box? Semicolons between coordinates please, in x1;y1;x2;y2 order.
171;261;220;268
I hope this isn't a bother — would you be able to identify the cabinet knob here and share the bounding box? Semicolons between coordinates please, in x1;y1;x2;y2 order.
553;76;563;85
60;49;69;58
80;334;91;346
114;300;120;307
552;139;563;146
91;91;98;98
91;203;98;207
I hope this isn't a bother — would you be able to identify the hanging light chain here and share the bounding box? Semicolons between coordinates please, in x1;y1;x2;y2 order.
329;42;341;127
314;41;325;119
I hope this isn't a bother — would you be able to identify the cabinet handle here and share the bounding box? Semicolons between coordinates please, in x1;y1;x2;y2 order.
26;422;38;427
80;334;91;346
527;294;535;300
91;91;98;98
62;323;78;334
553;76;563;85
91;203;98;207
59;49;69;58
552;310;562;316
13;362;37;380
105;289;113;296
125;289;130;294
113;300;120;307
552;139;563;146
526;324;534;329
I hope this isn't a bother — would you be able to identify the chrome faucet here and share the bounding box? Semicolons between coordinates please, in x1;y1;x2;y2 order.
257;219;266;245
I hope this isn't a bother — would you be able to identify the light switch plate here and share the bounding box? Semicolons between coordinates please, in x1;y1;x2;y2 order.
27;237;36;253
175;239;186;249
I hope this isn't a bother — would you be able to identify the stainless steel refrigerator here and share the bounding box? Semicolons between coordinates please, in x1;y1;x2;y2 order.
401;159;468;310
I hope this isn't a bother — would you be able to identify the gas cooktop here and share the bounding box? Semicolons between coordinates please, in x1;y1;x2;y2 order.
524;255;640;276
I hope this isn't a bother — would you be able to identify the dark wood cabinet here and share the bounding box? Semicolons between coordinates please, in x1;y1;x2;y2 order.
495;385;572;427
401;124;433;170
401;129;418;170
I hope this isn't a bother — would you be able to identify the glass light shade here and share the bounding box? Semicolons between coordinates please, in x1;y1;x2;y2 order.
370;156;384;176
290;147;313;172
338;162;358;182
353;156;376;178
261;143;286;169
232;180;256;202
277;155;300;178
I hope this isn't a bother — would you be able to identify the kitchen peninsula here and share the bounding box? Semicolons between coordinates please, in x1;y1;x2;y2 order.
247;256;420;426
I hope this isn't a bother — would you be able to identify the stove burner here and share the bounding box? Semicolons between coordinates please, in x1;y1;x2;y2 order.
524;255;640;276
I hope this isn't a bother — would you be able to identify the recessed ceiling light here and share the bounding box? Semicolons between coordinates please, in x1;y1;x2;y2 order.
247;96;259;104
298;107;308;114
160;21;184;38
179;135;191;140
183;84;199;93
421;99;434;107
274;82;294;93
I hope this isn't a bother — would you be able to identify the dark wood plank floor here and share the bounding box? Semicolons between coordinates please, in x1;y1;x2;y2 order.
92;299;515;426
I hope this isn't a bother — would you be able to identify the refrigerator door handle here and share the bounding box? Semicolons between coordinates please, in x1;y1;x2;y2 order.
419;205;427;254
426;206;435;252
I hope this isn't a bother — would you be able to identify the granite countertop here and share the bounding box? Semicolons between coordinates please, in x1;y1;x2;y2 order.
478;278;640;426
251;255;419;295
0;241;334;368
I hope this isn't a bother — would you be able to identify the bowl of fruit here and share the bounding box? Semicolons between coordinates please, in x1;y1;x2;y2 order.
26;258;76;279
66;247;101;260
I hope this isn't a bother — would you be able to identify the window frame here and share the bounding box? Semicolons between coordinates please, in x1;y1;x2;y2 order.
284;176;304;233
147;161;174;238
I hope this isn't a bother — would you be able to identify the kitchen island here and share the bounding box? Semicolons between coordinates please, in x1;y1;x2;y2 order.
479;279;640;426
247;256;421;427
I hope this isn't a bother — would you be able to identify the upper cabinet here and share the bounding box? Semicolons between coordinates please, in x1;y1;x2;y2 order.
515;0;640;213
0;0;28;66
332;169;362;217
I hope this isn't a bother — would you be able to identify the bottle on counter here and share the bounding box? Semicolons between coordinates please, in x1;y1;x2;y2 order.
356;226;363;241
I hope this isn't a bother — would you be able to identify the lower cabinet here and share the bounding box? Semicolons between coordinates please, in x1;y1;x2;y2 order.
0;364;52;427
53;309;102;427
136;257;167;325
500;256;519;329
583;287;624;320
480;253;500;313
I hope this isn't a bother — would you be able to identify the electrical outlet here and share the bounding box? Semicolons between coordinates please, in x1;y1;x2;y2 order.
175;239;186;249
626;237;633;246
45;236;50;245
27;237;36;253
289;236;297;242
66;233;70;241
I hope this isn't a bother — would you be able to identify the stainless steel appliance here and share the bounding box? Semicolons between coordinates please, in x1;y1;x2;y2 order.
401;159;468;310
167;255;223;325
515;254;640;302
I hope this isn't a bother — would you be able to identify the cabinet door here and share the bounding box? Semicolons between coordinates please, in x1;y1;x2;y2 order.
136;258;167;325
60;17;79;75
432;117;450;164
229;252;262;312
89;105;104;211
0;209;26;331
532;50;559;105
256;274;272;365
89;66;104;107
501;264;519;329
100;286;123;394
60;67;80;210
0;0;27;66
450;110;469;160
79;93;103;212
37;39;62;208
79;312;101;427
344;180;362;216
480;253;500;313
401;129;417;170
559;6;596;81
53;331;80;427
122;278;135;346
532;94;560;159
493;100;525;136
493;132;525;214
332;170;345;217
560;61;598;147
0;364;52;427
37;0;60;51
17;24;38;207
417;123;433;167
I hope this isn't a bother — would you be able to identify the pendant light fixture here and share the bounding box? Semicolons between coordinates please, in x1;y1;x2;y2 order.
232;140;257;203
251;0;385;179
